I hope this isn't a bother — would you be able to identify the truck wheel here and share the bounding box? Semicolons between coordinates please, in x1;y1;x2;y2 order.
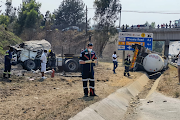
64;59;78;72
58;66;63;72
149;72;161;79
24;59;36;71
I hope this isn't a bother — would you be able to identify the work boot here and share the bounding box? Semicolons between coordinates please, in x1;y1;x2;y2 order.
84;88;88;97
3;73;7;78
127;73;130;77
90;88;97;96
124;73;126;76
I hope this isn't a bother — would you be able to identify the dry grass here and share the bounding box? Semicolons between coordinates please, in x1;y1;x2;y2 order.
157;65;180;98
0;62;142;120
174;92;180;98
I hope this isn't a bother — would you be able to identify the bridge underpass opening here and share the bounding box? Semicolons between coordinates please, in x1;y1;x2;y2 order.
152;41;165;55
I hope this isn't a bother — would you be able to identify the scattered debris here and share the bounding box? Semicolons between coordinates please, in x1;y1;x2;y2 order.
106;68;111;70
147;100;153;103
29;78;34;81
31;69;40;74
34;97;38;99
44;70;53;74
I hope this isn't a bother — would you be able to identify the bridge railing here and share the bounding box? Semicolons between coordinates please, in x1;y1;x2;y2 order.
121;24;180;32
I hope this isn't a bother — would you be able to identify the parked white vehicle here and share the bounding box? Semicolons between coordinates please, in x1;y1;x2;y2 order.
168;41;180;62
175;19;180;28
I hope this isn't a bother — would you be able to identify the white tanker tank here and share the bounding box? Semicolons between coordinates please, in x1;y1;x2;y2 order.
143;54;164;72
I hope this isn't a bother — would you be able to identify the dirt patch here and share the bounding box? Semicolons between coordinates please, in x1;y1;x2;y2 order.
0;62;142;120
157;65;180;98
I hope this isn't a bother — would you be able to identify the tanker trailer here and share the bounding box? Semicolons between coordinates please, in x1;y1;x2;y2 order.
130;44;168;79
169;41;180;63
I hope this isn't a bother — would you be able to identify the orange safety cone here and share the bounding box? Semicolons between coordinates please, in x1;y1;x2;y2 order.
51;69;55;78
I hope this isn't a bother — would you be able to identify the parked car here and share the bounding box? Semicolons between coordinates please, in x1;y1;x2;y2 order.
127;24;149;29
116;28;122;32
62;26;81;32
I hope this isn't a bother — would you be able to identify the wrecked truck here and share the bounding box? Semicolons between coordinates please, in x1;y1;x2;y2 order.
10;39;81;72
130;44;168;79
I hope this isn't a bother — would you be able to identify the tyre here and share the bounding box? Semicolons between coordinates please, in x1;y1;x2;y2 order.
149;72;161;79
24;59;37;71
64;59;78;72
58;66;63;72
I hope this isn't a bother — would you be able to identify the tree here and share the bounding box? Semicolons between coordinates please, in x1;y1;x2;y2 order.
5;1;17;23
54;0;86;29
144;21;156;28
44;11;55;29
14;0;42;35
94;0;121;56
151;22;156;28
0;14;10;27
153;41;164;53
144;21;149;26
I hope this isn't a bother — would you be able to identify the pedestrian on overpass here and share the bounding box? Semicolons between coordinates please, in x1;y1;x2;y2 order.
79;43;98;97
112;51;118;74
124;55;131;77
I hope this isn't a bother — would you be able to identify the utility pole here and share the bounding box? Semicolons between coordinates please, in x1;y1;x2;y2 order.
0;2;2;14
119;4;125;64
86;5;88;35
119;4;122;28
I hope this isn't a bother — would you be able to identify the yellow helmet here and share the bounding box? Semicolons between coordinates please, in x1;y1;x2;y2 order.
49;49;51;53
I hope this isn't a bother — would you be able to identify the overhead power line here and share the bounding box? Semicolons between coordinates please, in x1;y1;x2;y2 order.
87;8;180;14
122;10;180;14
87;8;95;9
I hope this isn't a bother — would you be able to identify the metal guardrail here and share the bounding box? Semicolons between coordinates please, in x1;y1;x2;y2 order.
123;28;180;32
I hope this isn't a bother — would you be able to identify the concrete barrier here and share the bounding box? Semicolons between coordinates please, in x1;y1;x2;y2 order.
69;74;150;120
146;76;161;99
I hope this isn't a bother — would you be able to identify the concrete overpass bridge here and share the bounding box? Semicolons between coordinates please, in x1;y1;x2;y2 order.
123;28;180;56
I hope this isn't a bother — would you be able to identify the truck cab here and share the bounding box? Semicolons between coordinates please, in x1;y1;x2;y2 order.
175;19;180;28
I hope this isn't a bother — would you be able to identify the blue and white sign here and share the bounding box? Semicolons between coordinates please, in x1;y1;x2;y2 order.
118;32;153;51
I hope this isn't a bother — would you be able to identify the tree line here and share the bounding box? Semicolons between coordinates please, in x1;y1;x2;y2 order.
0;0;121;56
0;0;120;35
0;0;87;35
0;0;164;56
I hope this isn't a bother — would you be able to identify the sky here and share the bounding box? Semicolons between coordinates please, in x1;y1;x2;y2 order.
1;0;180;27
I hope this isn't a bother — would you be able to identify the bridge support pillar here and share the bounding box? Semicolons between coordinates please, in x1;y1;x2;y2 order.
164;40;170;57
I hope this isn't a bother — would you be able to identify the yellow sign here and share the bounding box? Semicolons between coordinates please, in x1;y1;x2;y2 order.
126;42;144;46
141;33;145;37
118;42;125;45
